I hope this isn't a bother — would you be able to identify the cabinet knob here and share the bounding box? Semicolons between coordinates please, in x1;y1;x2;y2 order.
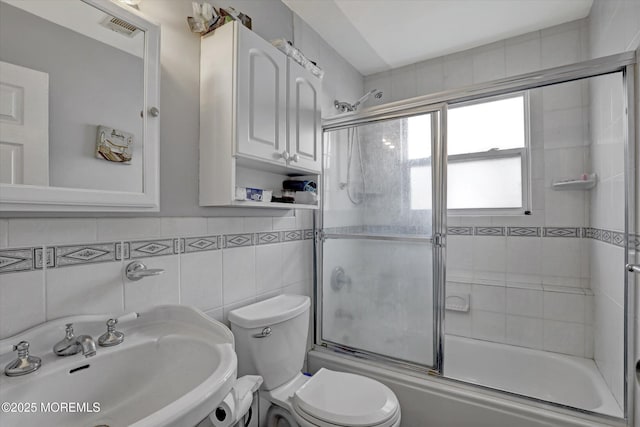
291;154;300;162
148;107;160;117
280;151;290;161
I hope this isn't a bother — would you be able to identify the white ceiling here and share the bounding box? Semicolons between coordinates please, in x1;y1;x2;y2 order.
283;0;593;76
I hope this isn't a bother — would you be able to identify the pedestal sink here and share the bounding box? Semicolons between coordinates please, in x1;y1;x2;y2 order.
0;305;237;427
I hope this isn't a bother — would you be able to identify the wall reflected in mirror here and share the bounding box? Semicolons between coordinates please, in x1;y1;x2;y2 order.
0;0;145;192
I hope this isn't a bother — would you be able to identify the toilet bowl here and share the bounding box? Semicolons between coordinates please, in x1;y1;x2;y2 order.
228;295;401;427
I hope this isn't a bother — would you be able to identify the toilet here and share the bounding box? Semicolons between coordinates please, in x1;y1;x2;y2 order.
228;294;401;427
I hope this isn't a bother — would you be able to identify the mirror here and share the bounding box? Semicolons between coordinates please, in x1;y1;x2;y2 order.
0;0;159;211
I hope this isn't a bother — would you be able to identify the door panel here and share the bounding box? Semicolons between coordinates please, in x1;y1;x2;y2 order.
0;61;49;185
236;26;286;164
320;109;445;369
288;61;321;172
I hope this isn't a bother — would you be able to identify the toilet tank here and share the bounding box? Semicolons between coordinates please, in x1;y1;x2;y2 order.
229;294;310;391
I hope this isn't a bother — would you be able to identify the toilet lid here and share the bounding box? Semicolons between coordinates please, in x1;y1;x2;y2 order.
293;368;399;427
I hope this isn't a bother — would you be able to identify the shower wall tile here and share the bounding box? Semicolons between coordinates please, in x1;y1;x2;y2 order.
446;279;592;356
506;315;543;349
470;310;506;342
506;288;543;318
472;43;506;84
543;319;585;357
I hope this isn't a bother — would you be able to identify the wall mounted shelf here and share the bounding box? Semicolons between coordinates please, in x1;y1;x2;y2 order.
552;173;597;191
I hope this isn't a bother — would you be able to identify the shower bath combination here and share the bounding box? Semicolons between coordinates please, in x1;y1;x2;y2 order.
334;88;383;113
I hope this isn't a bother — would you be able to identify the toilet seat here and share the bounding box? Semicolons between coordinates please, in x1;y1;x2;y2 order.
291;368;400;427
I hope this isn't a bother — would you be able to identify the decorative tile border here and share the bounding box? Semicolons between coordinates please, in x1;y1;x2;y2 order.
448;227;473;236
0;248;34;273
0;228;314;274
184;236;219;252
507;227;541;237
543;227;581;238
475;227;505;236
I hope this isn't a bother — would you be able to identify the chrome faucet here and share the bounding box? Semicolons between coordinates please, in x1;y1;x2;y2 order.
76;335;97;358
4;341;41;376
53;324;96;358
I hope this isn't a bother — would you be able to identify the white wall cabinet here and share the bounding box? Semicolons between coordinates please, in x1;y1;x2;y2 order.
200;21;321;208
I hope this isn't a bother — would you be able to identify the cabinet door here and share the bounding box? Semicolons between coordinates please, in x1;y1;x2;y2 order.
236;25;287;164
288;60;321;173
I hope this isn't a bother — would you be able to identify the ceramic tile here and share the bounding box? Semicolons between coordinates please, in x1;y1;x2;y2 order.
224;233;253;248
471;284;506;313
444;311;471;337
55;242;118;267
544;291;586;323
130;239;176;258
415;59;444;96
505;37;541;76
506;287;543;318
472;45;506;84
0;248;34;273
281;241;312;286
46;261;124;319
506;315;543;349
543;319;585;357
124;255;179;312
0;270;45;339
256;243;283;294
180;250;223;310
471;310;506;342
506;237;542;276
184;235;220;253
222;246;256;305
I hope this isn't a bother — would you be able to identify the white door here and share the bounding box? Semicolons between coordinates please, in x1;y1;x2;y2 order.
235;24;287;165
288;60;321;173
0;61;49;185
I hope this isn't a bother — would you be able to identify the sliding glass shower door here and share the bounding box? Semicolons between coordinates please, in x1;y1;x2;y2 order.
319;107;445;369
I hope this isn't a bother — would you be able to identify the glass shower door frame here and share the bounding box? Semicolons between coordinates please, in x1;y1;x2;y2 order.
315;104;448;374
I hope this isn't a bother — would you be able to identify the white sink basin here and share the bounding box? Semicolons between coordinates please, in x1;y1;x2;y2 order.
0;305;237;427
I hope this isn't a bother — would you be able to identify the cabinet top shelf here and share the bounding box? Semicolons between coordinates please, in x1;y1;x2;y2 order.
231;200;318;210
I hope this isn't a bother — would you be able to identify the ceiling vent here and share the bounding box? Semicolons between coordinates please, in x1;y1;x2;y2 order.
100;15;140;37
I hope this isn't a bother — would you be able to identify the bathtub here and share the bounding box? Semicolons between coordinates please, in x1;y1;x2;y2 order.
444;335;622;418
308;336;625;427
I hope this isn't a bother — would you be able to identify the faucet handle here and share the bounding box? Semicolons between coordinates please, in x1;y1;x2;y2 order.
98;318;124;347
53;323;81;356
5;341;41;376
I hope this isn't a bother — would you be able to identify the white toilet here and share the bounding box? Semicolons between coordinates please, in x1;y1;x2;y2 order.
229;294;401;427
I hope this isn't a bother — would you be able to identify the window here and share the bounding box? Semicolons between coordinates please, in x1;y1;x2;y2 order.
405;93;530;213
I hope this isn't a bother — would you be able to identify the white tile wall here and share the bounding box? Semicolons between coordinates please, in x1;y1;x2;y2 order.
47;261;125;319
0;270;45;338
0;216;314;340
446;280;593;358
180;250;223;310
124;255;180;312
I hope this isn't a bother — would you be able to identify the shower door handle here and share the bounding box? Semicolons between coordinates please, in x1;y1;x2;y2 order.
628;264;640;273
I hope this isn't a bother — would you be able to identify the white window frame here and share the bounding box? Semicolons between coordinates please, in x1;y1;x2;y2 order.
446;91;532;216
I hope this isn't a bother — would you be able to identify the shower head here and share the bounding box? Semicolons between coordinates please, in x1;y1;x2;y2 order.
334;89;383;113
